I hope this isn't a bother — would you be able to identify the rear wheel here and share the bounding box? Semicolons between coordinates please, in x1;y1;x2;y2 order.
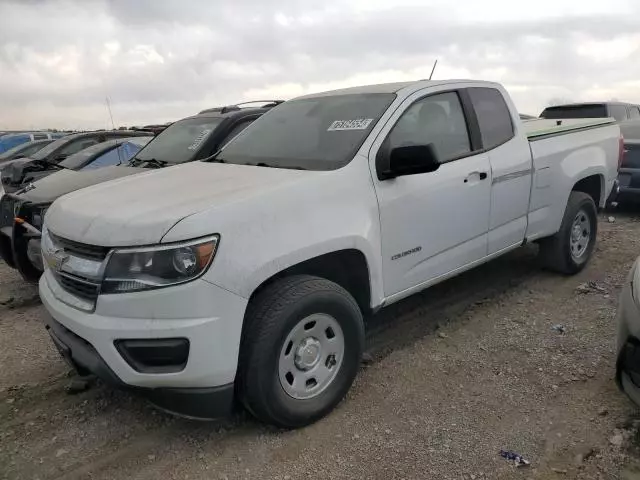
237;275;364;428
539;191;597;275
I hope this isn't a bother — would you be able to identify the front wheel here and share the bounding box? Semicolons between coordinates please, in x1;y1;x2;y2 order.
539;191;598;275
237;275;364;428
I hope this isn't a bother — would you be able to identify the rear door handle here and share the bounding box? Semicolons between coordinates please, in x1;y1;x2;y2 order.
479;172;488;180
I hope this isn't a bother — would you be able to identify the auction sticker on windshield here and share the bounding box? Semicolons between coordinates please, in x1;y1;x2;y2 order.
327;119;373;131
187;129;212;150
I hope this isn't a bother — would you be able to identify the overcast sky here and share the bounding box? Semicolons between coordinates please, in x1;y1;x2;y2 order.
0;0;639;130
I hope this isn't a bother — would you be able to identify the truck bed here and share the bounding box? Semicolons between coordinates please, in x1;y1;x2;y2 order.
525;118;616;141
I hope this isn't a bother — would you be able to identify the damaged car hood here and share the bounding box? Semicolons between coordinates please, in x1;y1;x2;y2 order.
0;157;57;193
45;161;312;246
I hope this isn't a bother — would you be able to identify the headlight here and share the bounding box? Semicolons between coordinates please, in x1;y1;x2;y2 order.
102;235;219;294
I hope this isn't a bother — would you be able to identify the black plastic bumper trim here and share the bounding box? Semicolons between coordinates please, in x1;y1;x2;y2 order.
43;313;235;420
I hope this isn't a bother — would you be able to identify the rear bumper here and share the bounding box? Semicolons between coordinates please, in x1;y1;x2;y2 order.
44;313;235;419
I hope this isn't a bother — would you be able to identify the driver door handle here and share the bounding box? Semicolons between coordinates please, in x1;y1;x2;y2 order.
464;171;488;183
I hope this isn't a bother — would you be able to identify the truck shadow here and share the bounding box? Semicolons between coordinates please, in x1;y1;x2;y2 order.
364;244;542;361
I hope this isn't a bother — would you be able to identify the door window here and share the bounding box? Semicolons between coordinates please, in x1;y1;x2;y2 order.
386;91;471;163
467;87;514;149
629;107;640;119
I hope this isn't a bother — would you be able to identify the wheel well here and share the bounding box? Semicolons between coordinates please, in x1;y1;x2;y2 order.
248;249;372;313
572;175;602;207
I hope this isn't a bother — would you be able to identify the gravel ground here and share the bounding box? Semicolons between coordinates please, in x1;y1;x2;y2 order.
2;213;640;479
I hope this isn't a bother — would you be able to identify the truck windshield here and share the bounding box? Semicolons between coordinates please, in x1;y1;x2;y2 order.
131;117;223;165
215;93;396;171
540;104;607;119
29;135;72;161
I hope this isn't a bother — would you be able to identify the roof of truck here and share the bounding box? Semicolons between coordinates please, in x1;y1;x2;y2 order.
296;79;497;99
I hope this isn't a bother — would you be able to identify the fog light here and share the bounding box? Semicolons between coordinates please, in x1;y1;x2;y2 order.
114;338;189;373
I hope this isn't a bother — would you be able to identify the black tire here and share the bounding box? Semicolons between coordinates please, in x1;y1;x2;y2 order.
237;275;364;428
539;191;597;275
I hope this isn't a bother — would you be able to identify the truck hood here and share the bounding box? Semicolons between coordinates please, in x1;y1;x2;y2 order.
46;161;313;246
20;165;145;204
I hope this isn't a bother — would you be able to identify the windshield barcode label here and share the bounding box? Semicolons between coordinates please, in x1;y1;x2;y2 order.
187;129;212;150
327;119;373;131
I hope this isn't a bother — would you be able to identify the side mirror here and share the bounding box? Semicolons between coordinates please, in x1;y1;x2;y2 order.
379;143;440;180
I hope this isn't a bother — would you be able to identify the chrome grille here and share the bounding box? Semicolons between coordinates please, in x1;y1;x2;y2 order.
50;233;110;261
55;272;100;301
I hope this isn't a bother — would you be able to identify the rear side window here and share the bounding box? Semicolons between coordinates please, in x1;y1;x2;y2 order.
629;107;640;119
609;105;628;121
540;104;607;119
467;87;514;150
622;145;640;169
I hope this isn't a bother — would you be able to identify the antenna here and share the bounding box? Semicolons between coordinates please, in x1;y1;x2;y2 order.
428;59;438;80
105;96;125;165
105;96;116;130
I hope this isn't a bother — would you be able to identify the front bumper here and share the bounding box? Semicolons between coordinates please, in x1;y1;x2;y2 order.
44;314;235;419
616;262;640;406
39;270;249;418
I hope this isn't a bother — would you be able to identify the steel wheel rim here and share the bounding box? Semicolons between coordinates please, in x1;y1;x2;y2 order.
570;209;591;260
278;313;345;400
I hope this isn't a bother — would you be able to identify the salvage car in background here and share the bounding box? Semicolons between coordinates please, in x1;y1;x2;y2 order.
0;101;280;282
0;130;151;194
617;256;640;406
540;102;640;123
0;136;152;280
39;79;620;427
0;132;66;154
0;139;56;164
613;121;640;205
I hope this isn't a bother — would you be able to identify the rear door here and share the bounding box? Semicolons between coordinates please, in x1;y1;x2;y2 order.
371;88;492;296
466;87;533;254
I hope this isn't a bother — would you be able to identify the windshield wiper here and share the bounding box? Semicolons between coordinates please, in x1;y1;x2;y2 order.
129;158;168;169
244;162;307;171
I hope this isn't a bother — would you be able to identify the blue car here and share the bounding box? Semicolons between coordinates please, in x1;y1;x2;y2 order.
0;132;66;154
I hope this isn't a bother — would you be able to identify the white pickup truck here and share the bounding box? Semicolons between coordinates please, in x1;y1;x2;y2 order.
39;80;622;427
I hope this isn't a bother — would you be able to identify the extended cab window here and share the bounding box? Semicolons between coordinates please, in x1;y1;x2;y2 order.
386;91;471;163
468;87;514;150
216;94;395;170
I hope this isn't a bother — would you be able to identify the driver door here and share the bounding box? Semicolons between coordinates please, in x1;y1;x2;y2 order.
370;89;492;298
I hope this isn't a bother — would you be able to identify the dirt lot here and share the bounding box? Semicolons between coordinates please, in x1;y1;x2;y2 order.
2;213;640;479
